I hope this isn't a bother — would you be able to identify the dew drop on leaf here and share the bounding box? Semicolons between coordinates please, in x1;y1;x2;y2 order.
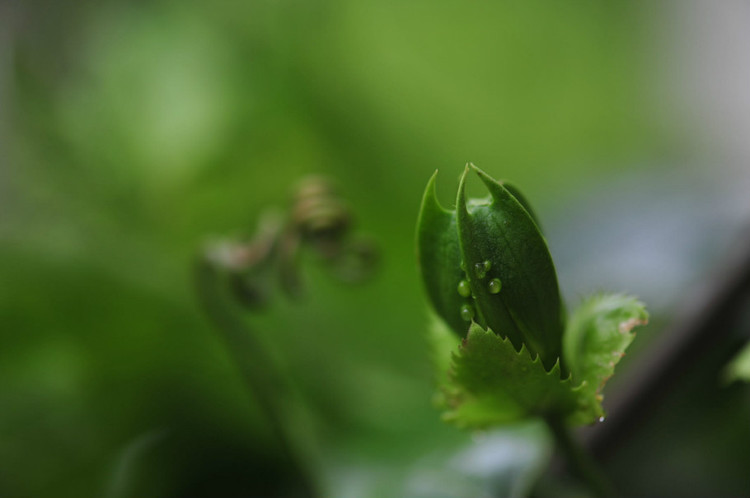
474;260;491;279
488;278;502;294
457;280;472;297
460;304;475;322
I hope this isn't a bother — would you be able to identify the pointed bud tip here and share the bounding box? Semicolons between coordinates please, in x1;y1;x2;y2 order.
421;169;449;213
425;169;439;194
468;163;491;182
470;165;510;204
457;165;471;214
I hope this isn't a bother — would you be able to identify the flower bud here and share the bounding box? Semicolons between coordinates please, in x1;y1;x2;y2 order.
417;164;565;370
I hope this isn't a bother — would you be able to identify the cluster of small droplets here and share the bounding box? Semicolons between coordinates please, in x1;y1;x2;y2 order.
457;259;506;321
457;260;475;321
474;260;491;279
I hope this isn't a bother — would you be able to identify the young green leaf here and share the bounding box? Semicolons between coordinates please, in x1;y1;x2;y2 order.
722;341;750;384
442;322;580;428
416;165;565;371
416;171;471;336
456;165;565;370
429;312;462;407
502;182;543;232
563;294;648;423
419;166;647;429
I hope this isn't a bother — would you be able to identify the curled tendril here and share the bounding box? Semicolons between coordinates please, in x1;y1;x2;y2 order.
203;175;379;309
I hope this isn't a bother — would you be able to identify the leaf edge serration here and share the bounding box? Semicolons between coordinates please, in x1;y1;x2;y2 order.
441;322;583;429
563;293;649;424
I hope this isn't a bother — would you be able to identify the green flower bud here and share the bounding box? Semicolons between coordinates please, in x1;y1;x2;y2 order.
416;164;565;370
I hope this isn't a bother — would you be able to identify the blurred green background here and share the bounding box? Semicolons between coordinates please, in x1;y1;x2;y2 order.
3;1;750;497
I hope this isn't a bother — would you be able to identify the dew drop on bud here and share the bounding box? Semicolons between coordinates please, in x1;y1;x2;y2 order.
460;304;475;321
473;263;483;278
457;280;472;297
474;260;492;279
598;416;605;423
488;278;502;294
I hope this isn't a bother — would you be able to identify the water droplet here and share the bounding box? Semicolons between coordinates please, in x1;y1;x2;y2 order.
488;278;502;294
473;263;483;278
460;304;474;321
598;416;605;423
473;260;492;279
457;280;471;297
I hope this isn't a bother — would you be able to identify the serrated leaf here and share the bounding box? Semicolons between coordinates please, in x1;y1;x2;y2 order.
442;322;580;428
416;165;566;368
722;341;750;384
563;294;648;423
456;165;565;370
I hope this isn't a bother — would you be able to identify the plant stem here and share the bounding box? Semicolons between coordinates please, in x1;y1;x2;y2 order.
194;258;319;498
544;415;614;498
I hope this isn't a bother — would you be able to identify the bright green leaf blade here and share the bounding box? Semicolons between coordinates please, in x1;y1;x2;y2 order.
416;171;471;336
722;341;750;384
442;323;580;428
563;294;648;423
456;165;564;369
502;181;543;233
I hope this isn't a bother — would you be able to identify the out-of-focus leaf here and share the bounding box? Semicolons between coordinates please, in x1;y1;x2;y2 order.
722;341;750;384
428;314;461;398
563;294;648;423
